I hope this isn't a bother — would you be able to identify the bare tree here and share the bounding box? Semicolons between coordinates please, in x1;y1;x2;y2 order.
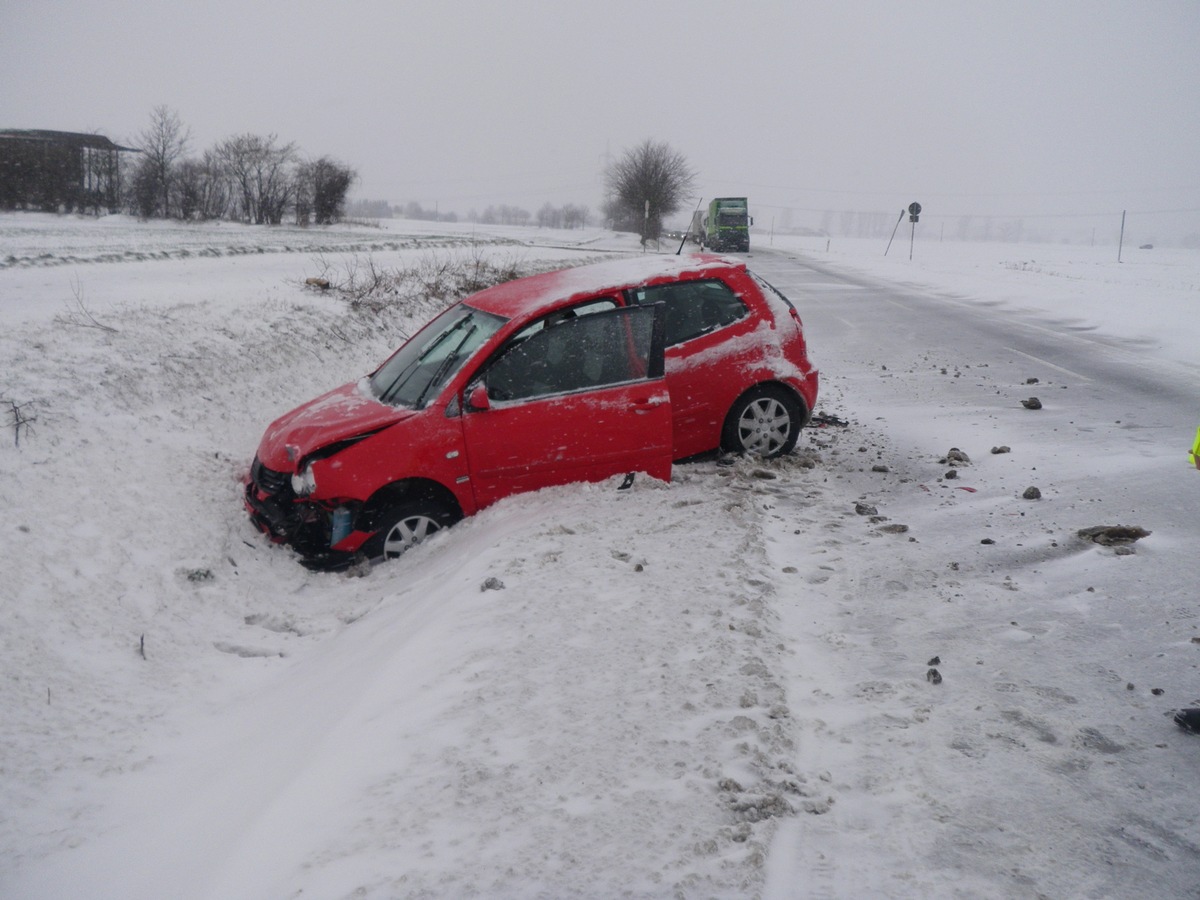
174;149;229;220
217;133;297;224
536;203;562;229
604;139;696;245
295;156;356;225
563;203;589;229
174;160;201;221
133;106;190;218
129;158;160;218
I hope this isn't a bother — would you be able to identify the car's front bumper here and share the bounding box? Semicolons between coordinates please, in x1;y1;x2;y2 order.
243;459;372;569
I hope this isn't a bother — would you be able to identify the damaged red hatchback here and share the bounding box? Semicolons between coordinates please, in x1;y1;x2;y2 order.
244;254;818;567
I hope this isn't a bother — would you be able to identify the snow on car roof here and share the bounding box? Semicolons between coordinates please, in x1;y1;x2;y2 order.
463;253;744;319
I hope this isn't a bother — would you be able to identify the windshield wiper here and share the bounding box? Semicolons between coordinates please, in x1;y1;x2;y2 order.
415;322;478;407
377;318;466;405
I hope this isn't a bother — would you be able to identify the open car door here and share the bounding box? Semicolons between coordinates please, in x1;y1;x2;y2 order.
461;303;671;509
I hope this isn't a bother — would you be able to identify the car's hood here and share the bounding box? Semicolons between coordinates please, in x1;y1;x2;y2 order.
256;379;415;471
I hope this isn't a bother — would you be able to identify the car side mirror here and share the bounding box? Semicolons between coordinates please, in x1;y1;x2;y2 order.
466;383;491;412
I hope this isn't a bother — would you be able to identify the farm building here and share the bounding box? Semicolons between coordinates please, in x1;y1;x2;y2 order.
0;129;139;213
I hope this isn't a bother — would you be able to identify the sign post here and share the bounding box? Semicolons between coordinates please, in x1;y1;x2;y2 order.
907;202;922;260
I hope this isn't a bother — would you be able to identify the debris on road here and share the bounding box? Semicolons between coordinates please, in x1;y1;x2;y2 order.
1077;525;1151;545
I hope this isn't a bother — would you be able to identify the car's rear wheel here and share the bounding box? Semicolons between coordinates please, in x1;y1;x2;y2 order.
721;385;803;459
361;498;459;562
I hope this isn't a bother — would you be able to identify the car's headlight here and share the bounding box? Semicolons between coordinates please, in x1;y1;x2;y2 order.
291;465;317;497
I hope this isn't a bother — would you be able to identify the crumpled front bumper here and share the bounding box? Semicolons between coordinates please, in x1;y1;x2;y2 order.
243;458;368;569
244;459;330;556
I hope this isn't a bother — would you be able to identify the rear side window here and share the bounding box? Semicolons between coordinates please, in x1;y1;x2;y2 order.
630;278;746;346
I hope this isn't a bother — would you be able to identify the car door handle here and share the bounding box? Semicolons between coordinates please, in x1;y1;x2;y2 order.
632;395;667;410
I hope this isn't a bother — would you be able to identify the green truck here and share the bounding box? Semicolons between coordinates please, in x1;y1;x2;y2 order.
703;197;752;252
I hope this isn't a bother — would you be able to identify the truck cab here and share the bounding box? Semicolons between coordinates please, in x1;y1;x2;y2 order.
703;197;752;252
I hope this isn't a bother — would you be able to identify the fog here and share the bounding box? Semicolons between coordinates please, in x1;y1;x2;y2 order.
3;0;1199;242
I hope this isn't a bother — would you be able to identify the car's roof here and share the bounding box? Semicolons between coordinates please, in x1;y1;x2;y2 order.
464;253;747;320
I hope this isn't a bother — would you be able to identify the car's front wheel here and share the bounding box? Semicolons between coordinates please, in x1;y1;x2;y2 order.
361;498;459;562
721;385;803;459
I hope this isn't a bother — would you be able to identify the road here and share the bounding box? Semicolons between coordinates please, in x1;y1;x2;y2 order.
739;247;1200;898
752;245;1199;584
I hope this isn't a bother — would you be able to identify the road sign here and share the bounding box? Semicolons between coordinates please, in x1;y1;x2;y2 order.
908;201;921;222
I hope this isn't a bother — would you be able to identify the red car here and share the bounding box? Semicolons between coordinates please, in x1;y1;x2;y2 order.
244;254;818;567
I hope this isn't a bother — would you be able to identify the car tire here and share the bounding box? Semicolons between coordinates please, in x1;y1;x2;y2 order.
721;385;803;459
361;497;459;562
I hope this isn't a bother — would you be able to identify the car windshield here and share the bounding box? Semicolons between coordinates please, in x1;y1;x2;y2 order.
369;304;506;408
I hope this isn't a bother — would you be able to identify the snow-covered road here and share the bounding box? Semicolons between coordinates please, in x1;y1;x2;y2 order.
750;249;1200;897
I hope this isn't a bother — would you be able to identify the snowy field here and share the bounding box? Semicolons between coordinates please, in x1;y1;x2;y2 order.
1;212;1199;898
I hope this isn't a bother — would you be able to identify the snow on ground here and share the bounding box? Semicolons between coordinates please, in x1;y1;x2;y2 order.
1;213;1198;898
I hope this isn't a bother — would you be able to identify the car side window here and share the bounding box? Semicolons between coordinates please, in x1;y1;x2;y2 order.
629;279;747;346
483;305;656;402
504;297;617;343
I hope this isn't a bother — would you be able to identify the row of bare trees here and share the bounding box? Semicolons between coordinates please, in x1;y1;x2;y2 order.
130;106;355;225
125;113;693;237
342;199;594;231
536;203;590;229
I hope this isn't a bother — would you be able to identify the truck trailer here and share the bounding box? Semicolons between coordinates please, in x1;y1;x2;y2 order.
703;197;752;252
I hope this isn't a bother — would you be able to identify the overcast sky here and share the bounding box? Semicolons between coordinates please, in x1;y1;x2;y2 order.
4;0;1199;237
